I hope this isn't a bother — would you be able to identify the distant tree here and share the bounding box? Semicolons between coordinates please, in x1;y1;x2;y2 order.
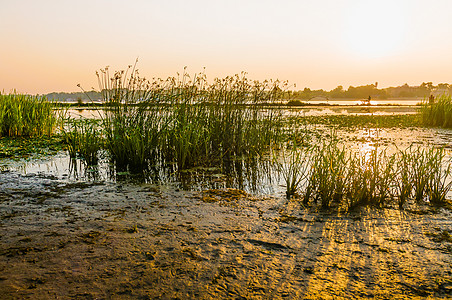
329;85;345;98
293;88;312;99
420;82;433;91
344;84;379;99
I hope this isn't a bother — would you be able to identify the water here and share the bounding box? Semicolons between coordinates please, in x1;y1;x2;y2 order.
279;105;417;117
2;125;452;199
305;98;423;106
4;102;451;200
57;108;104;119
0;152;112;182
60;104;418;121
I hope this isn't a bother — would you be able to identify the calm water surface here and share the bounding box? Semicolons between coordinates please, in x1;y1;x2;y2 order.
60;104;418;120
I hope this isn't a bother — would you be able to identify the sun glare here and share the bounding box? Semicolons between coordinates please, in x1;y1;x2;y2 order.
344;1;407;59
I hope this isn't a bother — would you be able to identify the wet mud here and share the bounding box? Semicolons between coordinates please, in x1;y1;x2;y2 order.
1;171;452;299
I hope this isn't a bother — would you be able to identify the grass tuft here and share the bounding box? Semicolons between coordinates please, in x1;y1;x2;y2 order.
0;93;57;137
421;95;452;128
279;141;452;210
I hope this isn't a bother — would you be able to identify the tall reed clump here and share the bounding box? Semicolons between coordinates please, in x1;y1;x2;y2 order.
0;93;56;137
421;95;452;128
204;75;284;162
164;71;211;170
98;65;172;172
96;64;285;173
394;146;452;207
281;142;452;210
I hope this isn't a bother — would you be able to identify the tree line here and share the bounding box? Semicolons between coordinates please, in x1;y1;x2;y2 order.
289;82;451;100
43;82;451;103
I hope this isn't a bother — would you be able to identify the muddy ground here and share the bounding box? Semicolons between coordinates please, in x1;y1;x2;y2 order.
1;170;452;299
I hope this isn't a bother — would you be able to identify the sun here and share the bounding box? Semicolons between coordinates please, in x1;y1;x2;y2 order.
344;1;407;59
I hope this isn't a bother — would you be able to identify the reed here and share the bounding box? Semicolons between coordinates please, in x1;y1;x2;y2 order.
411;147;433;203
273;144;312;198
421;95;452;128
395;146;452;206
346;152;369;208
360;149;394;207
166;74;211;170
0;93;56;137
310;141;349;208
284;114;420;130
395;147;414;209
98;65;174;171
62;118;102;165
93;65;285;173
426;147;452;205
283;142;452;210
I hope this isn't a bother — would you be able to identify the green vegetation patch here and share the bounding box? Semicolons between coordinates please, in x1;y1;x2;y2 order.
286;114;420;129
0;93;58;137
62;118;103;165
90;66;285;172
421;95;452;128
0;135;66;159
277;142;452;210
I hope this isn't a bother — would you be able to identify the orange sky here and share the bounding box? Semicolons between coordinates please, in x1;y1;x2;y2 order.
1;0;452;94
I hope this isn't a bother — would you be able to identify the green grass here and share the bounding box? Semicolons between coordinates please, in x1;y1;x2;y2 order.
272;144;312;199
346;148;396;209
278;142;452;210
421;95;452;128
395;147;414;209
62;118;102;165
284;114;420;129
424;147;452;205
0;93;57;137
309;141;349;208
93;66;284;173
0;135;65;159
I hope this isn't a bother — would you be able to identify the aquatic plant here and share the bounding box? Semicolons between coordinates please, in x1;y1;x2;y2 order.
421;95;452;128
98;64;174;171
394;147;414;209
0;93;57;137
284;114;420;130
62;118;102;165
285;142;452;210
94;64;285;172
0;135;64;159
273;145;312;199
399;146;452;205
310;141;349;208
410;147;434;203
426;147;452;205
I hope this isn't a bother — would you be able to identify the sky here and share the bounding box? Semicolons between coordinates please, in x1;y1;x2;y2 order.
1;0;452;94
